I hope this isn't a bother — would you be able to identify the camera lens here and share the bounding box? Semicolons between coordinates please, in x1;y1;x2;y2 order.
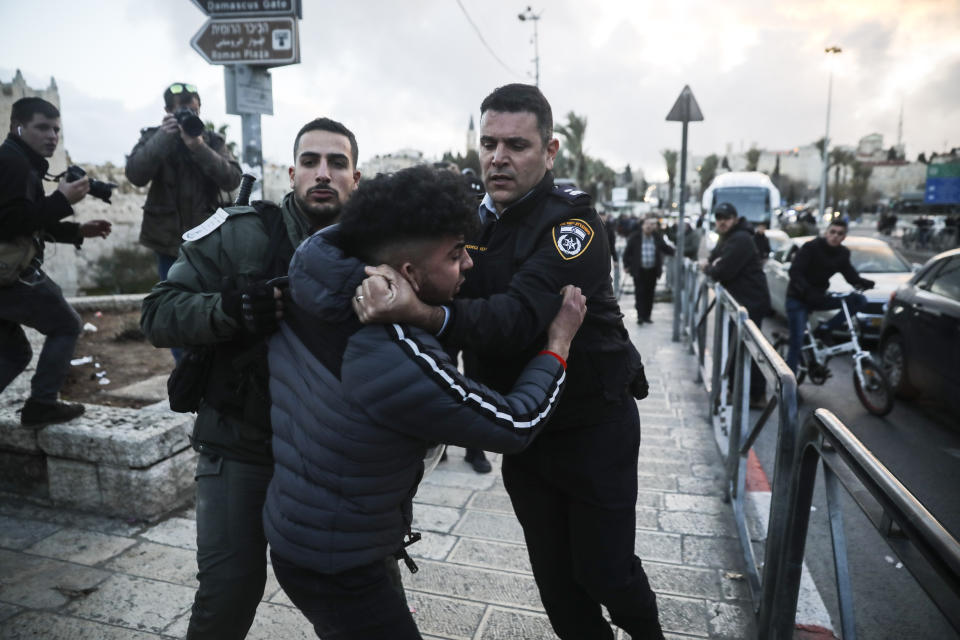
175;108;205;137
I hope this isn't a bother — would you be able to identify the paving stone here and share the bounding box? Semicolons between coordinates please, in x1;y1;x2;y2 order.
719;569;752;601
637;459;695;476
636;489;664;509
410;531;457;561
63;573;194;633
413;483;473;508
0;422;43;454
140;517;197;550
24;528;136;566
405;559;542;610
480;606;558;639
467;491;514;513
263;563;281;601
708;600;757;639
658;594;711;637
645;561;722;599
163;609;190;638
447;538;532;574
453;511;524;544
421;468;498;491
635;506;660;530
246;601;313;639
677;475;728;495
407;591;485;639
665;493;729;515
0;611;159;639
682;535;747;570
660;511;737;538
690;463;726;479
104;541;197;587
637;473;679;492
0;602;20;623
635;530;683;564
412;504;462;534
0;515;61;550
0;549;110;609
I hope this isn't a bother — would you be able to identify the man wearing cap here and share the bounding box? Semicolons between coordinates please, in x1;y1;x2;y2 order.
126;83;242;289
700;202;771;406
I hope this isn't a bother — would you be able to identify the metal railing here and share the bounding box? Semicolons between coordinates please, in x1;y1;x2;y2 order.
674;258;960;638
771;409;960;639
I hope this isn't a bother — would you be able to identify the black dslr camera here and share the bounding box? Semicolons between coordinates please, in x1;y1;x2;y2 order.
65;166;117;204
173;107;205;137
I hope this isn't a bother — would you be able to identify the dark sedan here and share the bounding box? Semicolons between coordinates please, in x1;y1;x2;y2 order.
879;248;960;415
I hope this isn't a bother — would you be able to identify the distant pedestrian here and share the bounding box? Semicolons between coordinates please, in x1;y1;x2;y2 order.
753;221;771;262
700;203;771;407
623;215;675;324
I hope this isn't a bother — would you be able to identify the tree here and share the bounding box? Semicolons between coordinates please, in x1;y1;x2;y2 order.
917;152;928;164
661;149;678;207
829;148;856;211
555;111;588;188
721;156;731;171
622;164;633;186
440;149;481;174
746;147;761;172
697;154;719;198
848;161;873;216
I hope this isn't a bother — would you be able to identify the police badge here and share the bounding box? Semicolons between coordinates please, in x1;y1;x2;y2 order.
552;219;594;260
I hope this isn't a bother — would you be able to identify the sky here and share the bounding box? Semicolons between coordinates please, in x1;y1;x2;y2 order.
3;0;959;182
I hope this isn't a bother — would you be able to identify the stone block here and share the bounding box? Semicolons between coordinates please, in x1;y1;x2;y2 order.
412;504;463;534
98;446;197;520
0;450;47;498
636;506;660;530
101;374;168;403
645;561;722;599
658;594;711;637
24;528;136;566
405;559;542;610
467;490;514;513
421;468;497;491
682;535;747;570
141;516;198;550
635;529;683;564
245;601;314;639
660;511;737;538
453;511;524;544
413;483;472;508
37;404;193;468
47;458;101;509
665;493;729;515
409;531;457;561
709;601;758;639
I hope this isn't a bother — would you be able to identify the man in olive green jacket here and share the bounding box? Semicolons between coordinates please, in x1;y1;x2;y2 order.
140;117;360;639
125;83;242;282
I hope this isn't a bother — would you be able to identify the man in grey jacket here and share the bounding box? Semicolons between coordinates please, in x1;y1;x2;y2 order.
125;82;242;284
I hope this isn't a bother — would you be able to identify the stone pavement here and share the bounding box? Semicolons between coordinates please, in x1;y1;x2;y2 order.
0;299;758;639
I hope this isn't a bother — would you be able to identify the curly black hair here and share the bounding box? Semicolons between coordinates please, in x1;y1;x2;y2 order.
338;165;479;264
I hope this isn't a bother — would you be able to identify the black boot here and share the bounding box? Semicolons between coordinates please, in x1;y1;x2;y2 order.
464;448;492;474
20;399;85;428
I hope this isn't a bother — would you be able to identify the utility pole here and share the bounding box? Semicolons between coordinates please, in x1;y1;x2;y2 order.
819;46;842;221
517;6;541;86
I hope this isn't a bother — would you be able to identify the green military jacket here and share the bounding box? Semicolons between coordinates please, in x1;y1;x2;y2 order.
141;192;311;463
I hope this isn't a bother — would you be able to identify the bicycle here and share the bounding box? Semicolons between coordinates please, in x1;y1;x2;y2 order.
772;293;894;416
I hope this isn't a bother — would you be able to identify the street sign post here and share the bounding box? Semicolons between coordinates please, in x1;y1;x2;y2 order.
666;85;704;342
225;65;273;115
925;162;960;205
191;17;299;66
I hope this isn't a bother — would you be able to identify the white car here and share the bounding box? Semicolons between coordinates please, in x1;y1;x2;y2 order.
764;235;915;340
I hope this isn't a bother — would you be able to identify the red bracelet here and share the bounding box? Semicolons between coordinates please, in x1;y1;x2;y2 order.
539;350;567;369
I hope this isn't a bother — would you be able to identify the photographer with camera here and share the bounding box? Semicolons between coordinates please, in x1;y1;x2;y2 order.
125;82;242;288
0;97;112;426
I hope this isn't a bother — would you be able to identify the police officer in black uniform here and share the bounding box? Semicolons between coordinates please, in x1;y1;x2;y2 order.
354;84;663;640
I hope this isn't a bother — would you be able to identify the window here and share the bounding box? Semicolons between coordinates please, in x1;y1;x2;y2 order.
929;258;960;302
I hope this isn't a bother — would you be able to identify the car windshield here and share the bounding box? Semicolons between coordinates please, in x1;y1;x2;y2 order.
713;187;769;223
848;244;911;273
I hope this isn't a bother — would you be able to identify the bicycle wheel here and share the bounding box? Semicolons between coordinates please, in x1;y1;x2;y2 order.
853;356;894;416
773;336;805;384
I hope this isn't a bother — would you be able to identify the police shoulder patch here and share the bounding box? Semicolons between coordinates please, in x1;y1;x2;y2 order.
551;185;591;204
552;218;594;260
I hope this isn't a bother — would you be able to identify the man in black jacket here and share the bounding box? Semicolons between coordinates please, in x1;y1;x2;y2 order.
623;215;675;324
355;84;663;640
0;97;111;426
701;203;771;405
784;219;874;374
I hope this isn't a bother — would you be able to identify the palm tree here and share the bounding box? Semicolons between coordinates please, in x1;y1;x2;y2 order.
746;147;761;172
662;149;678;208
698;154;719;198
555;112;588;188
829;148;856;211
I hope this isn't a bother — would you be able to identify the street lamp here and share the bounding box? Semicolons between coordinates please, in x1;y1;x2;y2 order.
517;6;541;86
819;45;842;221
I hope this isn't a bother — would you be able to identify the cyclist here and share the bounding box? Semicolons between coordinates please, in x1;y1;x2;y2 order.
785;219;874;375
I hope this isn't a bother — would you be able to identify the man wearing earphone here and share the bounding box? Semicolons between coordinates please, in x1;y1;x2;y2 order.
0;97;111;427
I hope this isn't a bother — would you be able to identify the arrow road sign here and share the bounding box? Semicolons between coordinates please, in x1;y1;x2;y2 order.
191;17;299;66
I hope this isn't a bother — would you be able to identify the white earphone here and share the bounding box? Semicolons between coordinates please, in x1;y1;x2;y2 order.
17;126;22;136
